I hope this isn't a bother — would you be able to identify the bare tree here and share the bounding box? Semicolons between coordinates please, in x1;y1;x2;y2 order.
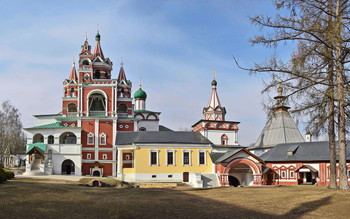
237;0;350;189
0;100;25;165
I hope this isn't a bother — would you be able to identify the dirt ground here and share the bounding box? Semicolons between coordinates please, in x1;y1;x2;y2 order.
1;177;350;218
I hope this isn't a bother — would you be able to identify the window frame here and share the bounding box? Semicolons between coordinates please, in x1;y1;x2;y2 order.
100;133;107;145
166;150;175;166
149;150;159;166
183;150;191;166
87;133;94;145
198;150;206;165
102;154;107;160
87;153;91;159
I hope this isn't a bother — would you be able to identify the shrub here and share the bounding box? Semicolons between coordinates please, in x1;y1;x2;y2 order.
0;168;6;183
4;169;15;179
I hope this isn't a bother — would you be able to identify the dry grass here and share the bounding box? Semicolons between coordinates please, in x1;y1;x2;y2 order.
1;178;350;218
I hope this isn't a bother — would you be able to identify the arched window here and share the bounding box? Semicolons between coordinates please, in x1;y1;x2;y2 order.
100;133;106;145
221;134;228;146
48;149;52;160
89;93;106;116
70;88;75;97
82;60;89;66
48;135;54;144
33;134;44;143
139;127;147;131
87;133;94;145
60;132;77;144
94;69;100;79
117;104;128;113
67;103;77;116
217;124;224;129
205;123;211;129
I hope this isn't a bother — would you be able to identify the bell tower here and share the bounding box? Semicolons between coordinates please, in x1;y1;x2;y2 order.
192;73;240;146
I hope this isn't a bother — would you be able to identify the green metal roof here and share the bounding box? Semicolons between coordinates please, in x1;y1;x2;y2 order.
26;143;47;154
25;122;65;129
134;110;161;114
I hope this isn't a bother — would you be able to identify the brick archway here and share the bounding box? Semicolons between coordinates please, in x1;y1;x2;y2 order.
224;157;261;175
221;157;263;186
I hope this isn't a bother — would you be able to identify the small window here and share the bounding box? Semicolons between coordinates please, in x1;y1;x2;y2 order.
290;171;294;178
87;133;94;145
347;170;350;177
152;175;156;178
183;151;190;165
282;171;286;178
221;134;228;146
168;175;173;178
100;133;106;145
102;154;107;160
199;151;205;165
139;127;147;131
150;151;158;165
126;155;130;160
87;154;91;159
167;151;174;165
48;135;54;144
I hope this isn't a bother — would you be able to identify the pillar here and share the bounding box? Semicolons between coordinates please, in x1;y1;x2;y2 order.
117;148;122;178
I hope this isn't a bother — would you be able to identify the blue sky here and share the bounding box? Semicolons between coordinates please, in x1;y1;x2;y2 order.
0;0;301;146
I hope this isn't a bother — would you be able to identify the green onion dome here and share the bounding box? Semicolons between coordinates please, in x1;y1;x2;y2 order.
134;87;147;100
95;31;101;40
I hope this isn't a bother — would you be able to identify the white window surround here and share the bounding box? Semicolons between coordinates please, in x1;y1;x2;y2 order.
87;154;91;159
149;150;159;166
87;133;94;145
198;150;206;165
166;150;175;166
102;154;107;160
182;150;192;166
281;171;286;178
290;171;295;178
100;133;107;145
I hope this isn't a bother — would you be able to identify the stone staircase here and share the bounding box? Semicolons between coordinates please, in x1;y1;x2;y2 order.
201;173;221;188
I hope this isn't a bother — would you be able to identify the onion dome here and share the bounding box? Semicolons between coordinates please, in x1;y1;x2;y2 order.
95;31;101;41
211;79;217;86
134;87;147;100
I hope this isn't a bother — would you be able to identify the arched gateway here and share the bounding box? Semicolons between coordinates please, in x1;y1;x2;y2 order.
213;149;264;187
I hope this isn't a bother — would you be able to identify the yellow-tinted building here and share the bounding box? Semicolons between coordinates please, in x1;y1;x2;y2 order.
116;131;218;187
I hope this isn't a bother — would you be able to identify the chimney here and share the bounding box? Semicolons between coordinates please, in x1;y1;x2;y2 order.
305;131;311;142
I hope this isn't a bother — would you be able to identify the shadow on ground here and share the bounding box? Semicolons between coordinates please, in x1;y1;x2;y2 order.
0;178;333;219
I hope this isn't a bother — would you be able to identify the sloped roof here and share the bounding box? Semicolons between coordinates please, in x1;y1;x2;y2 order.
159;125;173;131
259;141;350;162
116;131;212;145
26;143;47;154
24;122;81;130
252;111;304;149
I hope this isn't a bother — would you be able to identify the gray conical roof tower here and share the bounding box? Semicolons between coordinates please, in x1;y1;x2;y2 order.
252;87;304;149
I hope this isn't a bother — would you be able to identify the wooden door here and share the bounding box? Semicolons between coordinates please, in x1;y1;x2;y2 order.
183;172;189;182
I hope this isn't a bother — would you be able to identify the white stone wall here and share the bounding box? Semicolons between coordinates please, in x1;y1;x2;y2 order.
124;173;183;182
137;120;159;131
51;154;82;175
34;116;59;126
200;129;238;146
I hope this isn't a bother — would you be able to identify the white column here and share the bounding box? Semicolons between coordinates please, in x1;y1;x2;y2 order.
117;148;122;178
95;119;99;160
112;119;117;177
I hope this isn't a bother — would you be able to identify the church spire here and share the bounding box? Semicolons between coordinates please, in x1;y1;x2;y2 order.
117;58;127;81
93;30;105;60
203;72;226;121
68;60;78;81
